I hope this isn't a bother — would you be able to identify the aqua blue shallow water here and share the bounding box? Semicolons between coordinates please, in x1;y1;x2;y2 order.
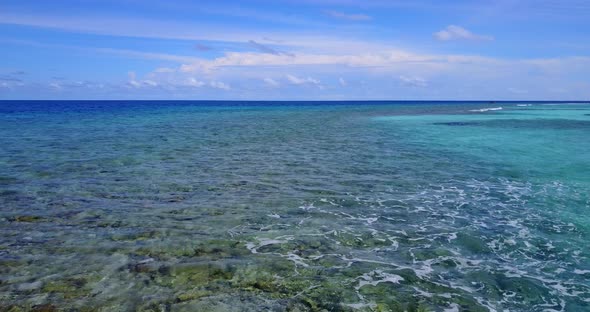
0;101;589;311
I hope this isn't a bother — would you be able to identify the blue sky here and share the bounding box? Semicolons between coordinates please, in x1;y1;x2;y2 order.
1;0;590;100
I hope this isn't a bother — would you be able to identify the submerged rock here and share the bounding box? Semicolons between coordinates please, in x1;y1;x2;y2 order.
31;304;58;312
456;233;490;254
496;275;548;306
8;216;44;223
174;289;212;303
110;230;159;241
133;239;249;260
159;263;235;288
42;277;90;299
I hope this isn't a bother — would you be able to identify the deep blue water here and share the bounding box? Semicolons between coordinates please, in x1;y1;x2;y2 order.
1;101;589;311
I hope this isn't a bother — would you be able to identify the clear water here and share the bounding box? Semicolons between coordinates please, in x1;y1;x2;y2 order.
1;101;589;311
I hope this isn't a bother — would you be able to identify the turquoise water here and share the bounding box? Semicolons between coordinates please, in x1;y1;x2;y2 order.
0;101;589;311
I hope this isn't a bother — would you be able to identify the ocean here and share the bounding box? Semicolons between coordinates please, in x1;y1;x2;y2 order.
1;101;589;311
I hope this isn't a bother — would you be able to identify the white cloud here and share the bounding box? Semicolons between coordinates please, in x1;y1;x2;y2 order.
286;74;321;86
0;76;25;89
127;70;232;91
127;71;141;88
399;75;428;87
434;25;493;41
127;71;160;88
210;81;230;90
263;78;280;87
325;10;372;21
143;80;158;87
186;77;205;87
100;48;590;100
127;81;141;88
49;82;63;90
178;50;486;73
286;74;306;84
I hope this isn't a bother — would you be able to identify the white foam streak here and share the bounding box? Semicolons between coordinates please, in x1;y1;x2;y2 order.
355;270;404;290
469;107;503;112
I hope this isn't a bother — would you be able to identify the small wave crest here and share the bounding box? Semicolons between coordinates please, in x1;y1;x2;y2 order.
469;107;503;112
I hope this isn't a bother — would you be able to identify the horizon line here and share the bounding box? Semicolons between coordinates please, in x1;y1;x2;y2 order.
1;99;589;103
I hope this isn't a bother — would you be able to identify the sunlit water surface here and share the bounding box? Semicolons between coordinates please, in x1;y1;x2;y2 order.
1;101;589;311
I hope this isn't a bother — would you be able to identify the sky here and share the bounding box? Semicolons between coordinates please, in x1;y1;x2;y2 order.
1;0;590;100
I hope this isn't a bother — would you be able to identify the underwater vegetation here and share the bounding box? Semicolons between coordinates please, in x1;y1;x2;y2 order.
1;101;590;311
